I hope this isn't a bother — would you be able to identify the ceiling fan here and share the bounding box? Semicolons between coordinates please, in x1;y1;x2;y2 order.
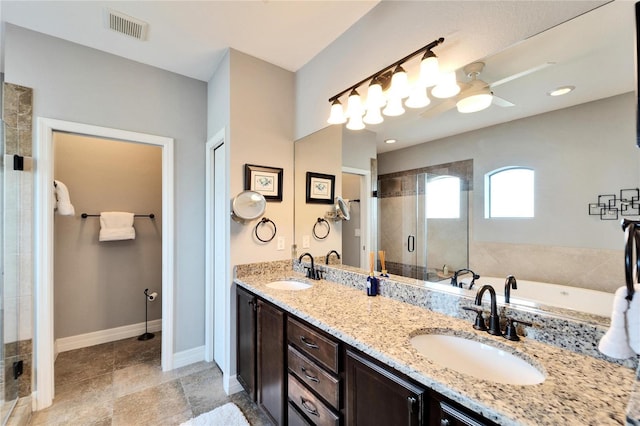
420;61;555;119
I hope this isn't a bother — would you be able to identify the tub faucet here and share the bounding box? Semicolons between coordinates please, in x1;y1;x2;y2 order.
474;285;502;336
325;250;340;265
298;253;320;280
504;275;517;303
451;268;480;289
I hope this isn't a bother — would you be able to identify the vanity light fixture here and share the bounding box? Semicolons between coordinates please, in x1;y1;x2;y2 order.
547;85;575;97
327;37;450;130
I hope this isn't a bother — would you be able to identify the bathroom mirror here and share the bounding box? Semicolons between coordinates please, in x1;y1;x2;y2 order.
231;190;266;222
336;196;350;221
293;1;637;320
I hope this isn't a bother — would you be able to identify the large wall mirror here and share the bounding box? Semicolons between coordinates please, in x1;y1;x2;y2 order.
293;1;637;321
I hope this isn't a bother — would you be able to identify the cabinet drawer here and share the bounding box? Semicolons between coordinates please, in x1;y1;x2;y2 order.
288;374;340;426
288;345;339;408
288;318;339;374
288;402;312;426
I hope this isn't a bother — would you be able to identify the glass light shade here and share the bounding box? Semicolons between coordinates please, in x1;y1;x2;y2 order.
419;54;440;88
382;96;405;117
390;66;410;99
456;92;493;113
327;100;346;124
363;106;384;125
366;81;386;108
346;114;365;130
405;85;431;109
346;89;364;118
431;71;461;99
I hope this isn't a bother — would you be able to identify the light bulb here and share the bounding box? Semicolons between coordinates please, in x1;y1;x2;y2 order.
383;96;405;117
346;114;365;130
327;100;346;124
419;51;440;88
456;92;493;113
363;106;384;125
431;71;461;99
366;79;386;108
389;65;410;99
405;85;431;109
346;89;364;118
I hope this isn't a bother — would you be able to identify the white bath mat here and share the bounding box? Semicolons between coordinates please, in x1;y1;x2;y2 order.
180;402;250;426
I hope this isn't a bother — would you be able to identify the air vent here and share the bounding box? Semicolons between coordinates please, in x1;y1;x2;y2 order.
105;9;148;41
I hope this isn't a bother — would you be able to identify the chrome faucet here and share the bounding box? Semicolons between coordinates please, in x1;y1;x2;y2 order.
450;268;480;289
474;285;502;335
325;250;340;265
504;275;517;303
298;253;320;280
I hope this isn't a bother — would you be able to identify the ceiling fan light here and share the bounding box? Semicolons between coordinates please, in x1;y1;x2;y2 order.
431;71;461;99
363;106;384;125
456;92;493;113
366;79;387;108
346;89;364;118
390;65;410;99
419;51;440;87
382;96;405;117
327;99;347;124
405;85;431;109
346;114;365;130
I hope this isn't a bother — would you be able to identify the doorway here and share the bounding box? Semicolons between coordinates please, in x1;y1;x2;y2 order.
341;167;371;269
34;118;175;410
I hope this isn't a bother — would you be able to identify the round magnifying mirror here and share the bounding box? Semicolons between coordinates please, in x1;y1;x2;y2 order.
336;196;350;221
232;190;266;222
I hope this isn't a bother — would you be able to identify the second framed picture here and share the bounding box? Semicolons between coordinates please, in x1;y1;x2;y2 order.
244;164;283;202
306;172;335;204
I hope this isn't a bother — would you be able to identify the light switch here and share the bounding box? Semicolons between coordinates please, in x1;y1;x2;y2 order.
277;237;285;250
302;235;310;248
354;228;361;237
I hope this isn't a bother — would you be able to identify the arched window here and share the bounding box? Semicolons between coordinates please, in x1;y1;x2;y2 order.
427;176;460;219
485;167;534;218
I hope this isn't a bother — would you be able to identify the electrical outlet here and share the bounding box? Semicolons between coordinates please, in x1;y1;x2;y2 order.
277;236;285;250
302;235;310;248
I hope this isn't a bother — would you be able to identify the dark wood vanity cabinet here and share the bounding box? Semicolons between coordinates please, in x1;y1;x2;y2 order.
257;299;286;425
236;286;257;400
428;398;497;426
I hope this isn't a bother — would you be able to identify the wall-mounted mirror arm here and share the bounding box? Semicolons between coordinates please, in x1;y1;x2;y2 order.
231;190;266;224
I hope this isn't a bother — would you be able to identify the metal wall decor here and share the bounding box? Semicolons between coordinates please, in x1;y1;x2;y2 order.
588;188;640;220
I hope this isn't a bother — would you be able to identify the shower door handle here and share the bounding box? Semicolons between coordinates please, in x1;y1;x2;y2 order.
407;235;415;252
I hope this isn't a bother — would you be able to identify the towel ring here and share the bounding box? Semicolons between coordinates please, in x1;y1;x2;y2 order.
313;217;330;240
254;217;277;243
622;218;639;301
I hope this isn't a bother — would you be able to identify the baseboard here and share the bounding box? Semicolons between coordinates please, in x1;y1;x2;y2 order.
173;345;205;369
226;374;244;395
55;319;162;353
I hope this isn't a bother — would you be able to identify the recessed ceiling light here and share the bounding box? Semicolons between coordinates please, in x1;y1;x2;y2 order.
385;139;397;144
547;86;575;97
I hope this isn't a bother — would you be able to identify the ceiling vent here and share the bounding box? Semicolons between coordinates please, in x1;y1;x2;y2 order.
105;9;148;41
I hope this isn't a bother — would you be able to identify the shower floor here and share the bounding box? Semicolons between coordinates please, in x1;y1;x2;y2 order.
27;333;270;425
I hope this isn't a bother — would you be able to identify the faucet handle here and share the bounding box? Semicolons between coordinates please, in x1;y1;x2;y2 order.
462;306;488;331
503;317;533;341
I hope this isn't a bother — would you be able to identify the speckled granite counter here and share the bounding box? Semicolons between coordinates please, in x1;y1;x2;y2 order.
235;269;636;426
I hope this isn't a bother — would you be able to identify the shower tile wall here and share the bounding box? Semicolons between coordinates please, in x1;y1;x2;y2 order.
3;82;34;405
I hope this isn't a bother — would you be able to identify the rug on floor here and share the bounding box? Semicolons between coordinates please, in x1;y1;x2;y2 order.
179;402;250;426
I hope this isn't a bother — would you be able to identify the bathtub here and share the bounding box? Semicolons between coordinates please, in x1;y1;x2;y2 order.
436;276;615;318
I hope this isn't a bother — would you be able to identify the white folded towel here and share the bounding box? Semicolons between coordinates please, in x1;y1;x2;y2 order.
99;212;135;241
598;284;640;359
54;180;75;216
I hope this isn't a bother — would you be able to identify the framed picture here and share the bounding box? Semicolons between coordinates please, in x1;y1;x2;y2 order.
306;172;335;204
244;164;283;202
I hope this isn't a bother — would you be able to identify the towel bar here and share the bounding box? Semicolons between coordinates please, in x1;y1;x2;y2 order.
81;213;155;219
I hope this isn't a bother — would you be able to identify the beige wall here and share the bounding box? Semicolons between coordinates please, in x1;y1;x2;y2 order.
53;133;162;338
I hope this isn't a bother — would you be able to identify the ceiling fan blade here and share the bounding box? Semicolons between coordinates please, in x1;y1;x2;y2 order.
492;94;515;107
420;98;457;119
490;62;556;88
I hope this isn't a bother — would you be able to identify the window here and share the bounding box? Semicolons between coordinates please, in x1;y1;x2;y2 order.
426;176;460;219
485;167;534;218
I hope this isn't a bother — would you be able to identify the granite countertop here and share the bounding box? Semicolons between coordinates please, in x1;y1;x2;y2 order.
235;271;637;426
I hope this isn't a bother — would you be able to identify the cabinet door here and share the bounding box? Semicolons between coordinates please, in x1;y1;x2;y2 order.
429;399;495;426
257;299;285;425
345;349;425;426
236;287;256;400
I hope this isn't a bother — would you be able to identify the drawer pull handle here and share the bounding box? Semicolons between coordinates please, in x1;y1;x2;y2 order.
300;336;319;349
300;397;319;417
301;366;319;383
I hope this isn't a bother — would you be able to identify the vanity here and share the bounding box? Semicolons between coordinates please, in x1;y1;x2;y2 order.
234;262;636;426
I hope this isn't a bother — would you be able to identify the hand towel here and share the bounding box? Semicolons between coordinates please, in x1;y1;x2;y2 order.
598;284;640;359
54;180;75;216
99;212;135;241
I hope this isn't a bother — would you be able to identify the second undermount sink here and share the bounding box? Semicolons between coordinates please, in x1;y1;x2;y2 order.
410;334;545;386
266;280;313;291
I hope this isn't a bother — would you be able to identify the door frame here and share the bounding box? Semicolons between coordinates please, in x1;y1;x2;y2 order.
34;118;175;410
342;166;371;269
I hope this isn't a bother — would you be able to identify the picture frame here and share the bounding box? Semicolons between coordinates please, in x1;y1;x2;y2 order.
306;172;335;204
244;164;283;202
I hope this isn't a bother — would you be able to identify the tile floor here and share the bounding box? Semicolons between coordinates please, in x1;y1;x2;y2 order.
28;333;272;425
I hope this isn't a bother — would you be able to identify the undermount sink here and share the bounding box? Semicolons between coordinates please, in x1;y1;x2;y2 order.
266;280;312;291
410;334;545;386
